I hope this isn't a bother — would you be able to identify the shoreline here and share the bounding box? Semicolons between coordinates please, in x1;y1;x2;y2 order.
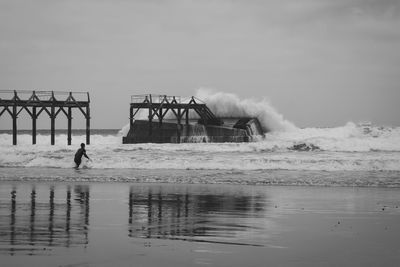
1;167;400;188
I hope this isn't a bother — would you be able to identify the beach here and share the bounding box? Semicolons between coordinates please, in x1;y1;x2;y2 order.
1;173;400;267
1;125;400;266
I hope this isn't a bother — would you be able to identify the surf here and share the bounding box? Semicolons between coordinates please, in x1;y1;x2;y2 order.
1;91;399;171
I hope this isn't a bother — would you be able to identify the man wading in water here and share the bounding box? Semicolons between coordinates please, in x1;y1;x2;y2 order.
74;143;91;168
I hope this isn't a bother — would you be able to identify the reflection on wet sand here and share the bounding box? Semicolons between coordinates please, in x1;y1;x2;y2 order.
0;185;90;255
2;182;400;266
0;183;271;256
128;186;268;246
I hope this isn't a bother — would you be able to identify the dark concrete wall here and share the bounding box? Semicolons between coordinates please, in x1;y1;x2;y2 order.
122;119;264;144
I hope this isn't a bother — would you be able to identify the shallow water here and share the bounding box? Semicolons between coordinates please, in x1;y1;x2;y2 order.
1;181;400;266
1;167;400;187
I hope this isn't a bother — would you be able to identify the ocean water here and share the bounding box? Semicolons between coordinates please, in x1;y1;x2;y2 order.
1;122;400;187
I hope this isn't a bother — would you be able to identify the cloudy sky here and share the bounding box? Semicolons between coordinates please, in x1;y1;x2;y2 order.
0;0;399;129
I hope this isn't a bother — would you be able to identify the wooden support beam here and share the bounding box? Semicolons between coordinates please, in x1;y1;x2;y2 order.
86;106;90;145
148;95;153;137
177;108;181;143
86;92;91;145
12;104;17;145
148;107;153;137
51;105;55;145
50;91;55;145
168;108;178;120
68;92;73;146
130;105;134;129
12;91;17;145
185;108;189;137
37;106;50;117
55;106;68;117
0;107;7;117
32;107;37;145
161;107;170;118
132;108;140;118
68;107;72;146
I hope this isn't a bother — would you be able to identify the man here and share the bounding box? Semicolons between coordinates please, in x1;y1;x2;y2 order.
74;143;90;168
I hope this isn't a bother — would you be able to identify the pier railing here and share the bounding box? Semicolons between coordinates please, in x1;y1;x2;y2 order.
130;94;181;104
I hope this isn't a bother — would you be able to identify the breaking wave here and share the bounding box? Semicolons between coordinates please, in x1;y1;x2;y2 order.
194;89;297;132
0;121;399;171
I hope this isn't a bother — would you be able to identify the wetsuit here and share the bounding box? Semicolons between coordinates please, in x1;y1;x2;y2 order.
74;148;87;167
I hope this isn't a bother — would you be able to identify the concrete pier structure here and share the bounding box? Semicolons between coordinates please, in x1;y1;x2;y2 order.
123;94;263;144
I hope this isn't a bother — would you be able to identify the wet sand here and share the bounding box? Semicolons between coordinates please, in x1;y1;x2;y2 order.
1;182;400;267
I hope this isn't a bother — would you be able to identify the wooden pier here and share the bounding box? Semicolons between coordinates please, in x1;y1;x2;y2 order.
0;90;90;145
129;94;223;141
130;94;223;126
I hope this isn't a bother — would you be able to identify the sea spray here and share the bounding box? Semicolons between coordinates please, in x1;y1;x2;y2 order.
118;123;130;137
195;89;297;132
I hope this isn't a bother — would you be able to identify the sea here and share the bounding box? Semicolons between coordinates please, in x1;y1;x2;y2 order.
0;121;400;187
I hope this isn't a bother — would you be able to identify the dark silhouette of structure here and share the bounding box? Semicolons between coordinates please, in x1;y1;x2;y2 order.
123;94;263;143
0;90;90;145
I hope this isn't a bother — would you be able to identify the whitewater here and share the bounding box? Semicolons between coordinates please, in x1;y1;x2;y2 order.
1;90;399;187
1;122;400;171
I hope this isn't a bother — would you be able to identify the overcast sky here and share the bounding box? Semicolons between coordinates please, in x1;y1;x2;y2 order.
1;0;399;129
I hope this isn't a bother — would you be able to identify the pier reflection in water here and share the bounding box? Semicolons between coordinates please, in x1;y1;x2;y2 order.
0;183;272;257
128;186;269;246
0;184;89;255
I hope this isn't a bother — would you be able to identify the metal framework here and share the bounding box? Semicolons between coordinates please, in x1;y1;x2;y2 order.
130;94;223;140
0;90;90;145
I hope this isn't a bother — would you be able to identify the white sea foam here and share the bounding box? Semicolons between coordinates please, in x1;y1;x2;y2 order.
118;123;130;137
0;122;400;171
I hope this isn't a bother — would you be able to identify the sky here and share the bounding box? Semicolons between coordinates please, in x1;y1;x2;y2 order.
0;0;399;129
